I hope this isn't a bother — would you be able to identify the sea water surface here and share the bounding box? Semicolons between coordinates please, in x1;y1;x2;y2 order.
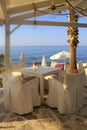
0;46;87;66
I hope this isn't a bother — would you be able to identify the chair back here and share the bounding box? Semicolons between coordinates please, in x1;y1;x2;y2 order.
64;72;84;111
2;72;33;114
2;72;11;109
2;71;40;114
11;61;27;71
19;52;26;63
41;55;47;66
46;71;84;114
77;61;84;72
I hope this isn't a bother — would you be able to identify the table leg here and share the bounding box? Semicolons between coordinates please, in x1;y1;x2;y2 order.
40;76;44;104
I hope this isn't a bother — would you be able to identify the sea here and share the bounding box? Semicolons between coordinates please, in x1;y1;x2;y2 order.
0;45;87;66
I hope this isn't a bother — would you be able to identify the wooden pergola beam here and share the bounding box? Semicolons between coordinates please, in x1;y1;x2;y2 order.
9;0;85;23
10;20;87;28
0;0;8;19
8;0;67;15
10;25;21;34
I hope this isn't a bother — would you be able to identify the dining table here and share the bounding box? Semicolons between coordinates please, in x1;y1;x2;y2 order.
20;66;60;103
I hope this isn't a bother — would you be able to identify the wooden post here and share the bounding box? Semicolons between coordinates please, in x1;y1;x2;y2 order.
5;21;11;73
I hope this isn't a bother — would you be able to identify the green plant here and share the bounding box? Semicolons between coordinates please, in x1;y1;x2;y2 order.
0;54;4;61
0;79;2;87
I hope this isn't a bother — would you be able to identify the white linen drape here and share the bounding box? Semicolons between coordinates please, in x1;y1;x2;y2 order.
46;71;84;114
2;72;41;115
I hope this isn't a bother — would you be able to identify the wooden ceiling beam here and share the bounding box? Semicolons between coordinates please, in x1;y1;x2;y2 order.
0;0;8;19
9;0;85;21
8;0;69;15
10;19;87;28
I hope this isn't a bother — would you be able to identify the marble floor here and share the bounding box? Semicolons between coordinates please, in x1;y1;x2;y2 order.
0;87;87;130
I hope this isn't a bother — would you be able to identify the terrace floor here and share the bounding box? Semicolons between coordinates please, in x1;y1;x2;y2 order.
0;87;87;130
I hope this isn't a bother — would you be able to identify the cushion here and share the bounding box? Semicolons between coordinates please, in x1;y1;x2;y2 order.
21;76;36;84
12;71;22;76
51;61;64;70
21;78;28;84
51;61;58;67
83;63;87;67
69;69;79;74
55;63;64;70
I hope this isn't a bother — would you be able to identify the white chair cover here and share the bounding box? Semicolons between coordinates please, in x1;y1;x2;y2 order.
28;77;41;107
41;55;47;66
77;61;87;86
46;72;84;114
44;69;65;91
2;72;41;115
19;52;26;63
84;68;87;86
64;62;67;71
11;61;27;72
77;61;84;72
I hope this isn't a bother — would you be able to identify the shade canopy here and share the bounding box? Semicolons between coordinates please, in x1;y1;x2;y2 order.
0;0;87;26
50;51;70;60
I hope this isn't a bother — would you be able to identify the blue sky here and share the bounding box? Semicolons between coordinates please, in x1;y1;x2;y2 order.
0;14;87;46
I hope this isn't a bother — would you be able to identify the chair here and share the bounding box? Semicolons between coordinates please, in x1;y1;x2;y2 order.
64;62;67;71
46;72;84;114
44;69;65;92
10;58;36;80
51;61;64;70
11;61;27;72
19;52;26;63
84;68;87;86
41;55;47;66
10;54;28;75
77;61;87;86
77;61;84;72
2;72;41;115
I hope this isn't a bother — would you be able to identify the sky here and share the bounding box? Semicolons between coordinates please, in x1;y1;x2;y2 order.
0;14;87;46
